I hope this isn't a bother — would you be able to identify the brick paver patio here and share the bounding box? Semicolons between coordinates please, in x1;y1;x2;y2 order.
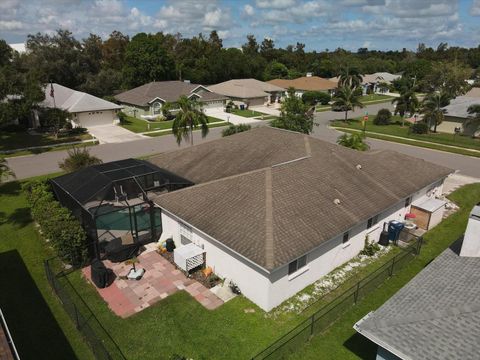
82;246;223;318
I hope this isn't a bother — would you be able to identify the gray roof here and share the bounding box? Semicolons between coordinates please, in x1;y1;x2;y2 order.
443;96;480;119
208;79;285;99
41;83;122;113
114;81;227;107
355;241;480;360
151;127;452;271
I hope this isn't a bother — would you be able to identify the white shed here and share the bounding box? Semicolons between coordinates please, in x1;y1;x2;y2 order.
411;198;446;230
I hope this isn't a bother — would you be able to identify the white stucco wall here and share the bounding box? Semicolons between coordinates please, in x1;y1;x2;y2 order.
156;179;446;312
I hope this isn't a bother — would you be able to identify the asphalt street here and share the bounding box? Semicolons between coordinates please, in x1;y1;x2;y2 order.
6;102;480;179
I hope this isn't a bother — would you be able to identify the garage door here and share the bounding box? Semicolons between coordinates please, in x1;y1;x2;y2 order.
77;111;115;128
202;100;224;110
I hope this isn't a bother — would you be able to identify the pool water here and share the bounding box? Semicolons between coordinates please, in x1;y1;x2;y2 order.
95;206;158;231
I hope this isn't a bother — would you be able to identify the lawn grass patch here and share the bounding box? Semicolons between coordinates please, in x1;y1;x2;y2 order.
230;108;268;118
332;118;480;151
119;115;171;133
360;94;394;103
289;183;480;359
144;120;228;137
1;141;98;159
0;130;93;152
0;176;94;360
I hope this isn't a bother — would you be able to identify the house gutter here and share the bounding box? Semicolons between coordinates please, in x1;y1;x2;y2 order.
0;308;20;359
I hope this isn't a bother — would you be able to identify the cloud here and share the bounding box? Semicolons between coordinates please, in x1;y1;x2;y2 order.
0;20;23;30
255;0;297;9
244;4;255;16
472;0;480;16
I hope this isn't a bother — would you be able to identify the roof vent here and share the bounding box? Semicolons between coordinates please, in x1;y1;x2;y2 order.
356;164;362;170
333;198;341;205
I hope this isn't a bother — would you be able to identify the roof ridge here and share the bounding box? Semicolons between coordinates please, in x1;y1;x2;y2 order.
365;303;480;330
66;91;86;112
265;168;274;269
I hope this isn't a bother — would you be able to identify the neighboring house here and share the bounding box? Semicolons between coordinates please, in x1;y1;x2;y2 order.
330;72;400;95
40;83;123;128
354;205;480;360
207;78;285;107
268;74;337;97
114;81;227;119
149;127;451;311
441;91;480;136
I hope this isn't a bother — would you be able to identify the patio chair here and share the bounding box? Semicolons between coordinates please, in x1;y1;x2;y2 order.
91;259;114;288
104;233;140;263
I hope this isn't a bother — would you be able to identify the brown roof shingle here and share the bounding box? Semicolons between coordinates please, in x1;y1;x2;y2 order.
114;81;227;107
152;127;452;271
267;76;337;91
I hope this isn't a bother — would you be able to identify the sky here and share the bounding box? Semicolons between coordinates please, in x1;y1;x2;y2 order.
1;0;480;51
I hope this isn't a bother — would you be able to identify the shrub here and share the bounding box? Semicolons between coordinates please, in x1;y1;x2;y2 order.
411;122;429;134
373;108;392;125
360;235;380;256
117;111;127;124
22;180;88;265
222;124;252;137
302;91;331;105
59;146;102;173
68;127;87;135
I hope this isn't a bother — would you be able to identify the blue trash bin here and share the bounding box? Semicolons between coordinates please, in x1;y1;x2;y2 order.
388;220;404;243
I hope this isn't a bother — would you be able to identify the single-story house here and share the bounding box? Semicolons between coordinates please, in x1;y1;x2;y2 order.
40;83;123;128
149;127;452;311
354;205;480;360
268;74;337;97
114;81;228;119
208;78;285;107
440;92;480;137
330;72;400;95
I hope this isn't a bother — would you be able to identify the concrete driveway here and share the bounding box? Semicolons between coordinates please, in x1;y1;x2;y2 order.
88;124;144;144
205;108;263;125
250;105;281;117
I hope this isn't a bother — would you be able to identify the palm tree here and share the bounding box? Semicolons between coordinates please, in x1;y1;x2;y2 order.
0;158;15;183
391;90;419;127
465;104;480;135
332;86;365;122
421;91;450;133
337;133;369;151
172;96;209;146
338;67;364;89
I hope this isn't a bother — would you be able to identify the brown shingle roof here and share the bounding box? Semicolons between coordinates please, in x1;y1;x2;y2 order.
114;81;227;107
268;76;337;91
152;127;452;271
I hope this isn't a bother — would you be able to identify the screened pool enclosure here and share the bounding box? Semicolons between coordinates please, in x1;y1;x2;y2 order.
50;159;193;259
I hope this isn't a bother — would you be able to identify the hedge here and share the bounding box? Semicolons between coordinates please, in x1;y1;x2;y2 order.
22;180;88;266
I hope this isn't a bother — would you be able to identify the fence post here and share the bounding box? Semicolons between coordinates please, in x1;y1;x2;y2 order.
416;236;423;255
389;255;396;276
353;281;360;304
310;314;315;336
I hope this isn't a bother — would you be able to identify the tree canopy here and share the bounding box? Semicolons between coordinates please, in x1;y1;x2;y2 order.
271;88;314;134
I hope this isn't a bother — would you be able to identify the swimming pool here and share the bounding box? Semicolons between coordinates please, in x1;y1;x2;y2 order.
95;205;160;231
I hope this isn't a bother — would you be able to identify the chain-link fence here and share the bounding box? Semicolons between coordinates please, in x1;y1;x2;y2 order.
44;256;127;360
252;237;422;360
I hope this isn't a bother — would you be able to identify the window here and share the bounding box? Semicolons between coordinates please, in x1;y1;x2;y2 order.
343;231;349;243
367;214;379;229
405;197;412;207
288;255;307;275
153;102;162;115
179;223;191;244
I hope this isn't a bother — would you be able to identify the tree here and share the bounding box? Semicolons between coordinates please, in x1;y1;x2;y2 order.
332;86;364;122
391;86;419;126
122;33;175;88
270;88;314;134
338;67;363;89
374;108;392;125
420;62;471;97
302;91;330;105
171;96;209;145
41;108;70;138
59;146;102;172
222;124;252;137
337;133;369;151
465;104;480;135
263;61;288;80
0;158;15;183
102;31;129;70
421;91;450;132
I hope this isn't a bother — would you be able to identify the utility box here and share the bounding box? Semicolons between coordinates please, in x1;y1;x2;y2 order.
460;204;480;258
174;243;205;272
411;198;446;230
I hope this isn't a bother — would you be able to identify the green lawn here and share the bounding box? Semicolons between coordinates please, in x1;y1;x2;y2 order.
0;131;93;152
144;120;229;137
121;115;226;134
360;94;394;103
1;141;98;159
290;183;480;359
230;109;268;118
0;175;94;360
332;117;480;151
